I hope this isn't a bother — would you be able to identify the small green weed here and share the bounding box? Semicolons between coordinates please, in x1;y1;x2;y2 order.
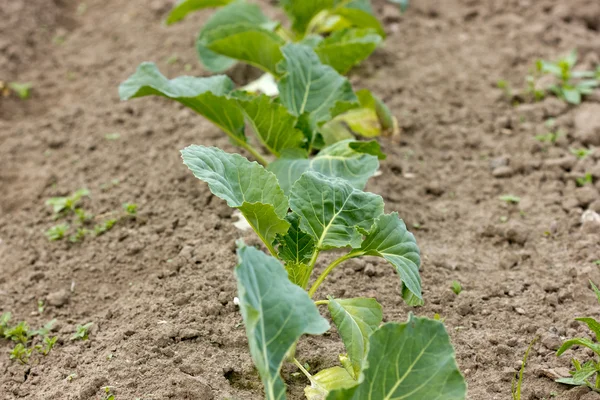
45;224;69;241
8;82;32;99
570;148;593;160
451;281;462;295
535;131;561;144
122;203;138;216
537;51;599;104
512;338;537;400
1;312;58;364
71;322;93;341
46;188;89;215
500;195;521;204
576;173;593;187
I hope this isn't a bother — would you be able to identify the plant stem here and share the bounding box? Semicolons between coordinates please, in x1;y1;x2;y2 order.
314;300;329;306
308;254;352;298
239;142;269;166
293;358;313;382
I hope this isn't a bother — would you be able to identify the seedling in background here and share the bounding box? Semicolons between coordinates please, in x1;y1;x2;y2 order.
500;195;521;204
451;281;462;295
71;322;93;341
45;223;69;241
37;300;45;314
512;338;537;400
497;79;512;100
180;145;466;399
537;51;599;105
46;188;89;216
576;173;593;187
94;219;116;236
535;131;561;144
570;147;593;160
525;72;546;102
556;281;600;391
7;82;32;99
1;313;58;363
122;203;138;216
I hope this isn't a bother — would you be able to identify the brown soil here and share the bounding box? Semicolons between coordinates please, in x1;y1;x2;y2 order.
2;0;600;399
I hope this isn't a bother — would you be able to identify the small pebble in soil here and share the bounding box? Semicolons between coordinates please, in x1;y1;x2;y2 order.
46;289;70;307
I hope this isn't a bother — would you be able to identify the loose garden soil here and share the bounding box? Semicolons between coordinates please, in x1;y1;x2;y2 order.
2;0;600;399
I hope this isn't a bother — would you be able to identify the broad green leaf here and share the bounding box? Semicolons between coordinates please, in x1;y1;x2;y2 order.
280;0;335;34
326;315;467;400
315;28;382;74
556;363;596;386
285;262;312;289
119;63;246;145
557;338;600;358
277;44;357;129
305;367;357;400
332;8;385;37
562;87;581;104
320;108;381;144
181;146;290;246
276;213;315;288
289;172;384;250
347;140;385;160
349;213;422;301
328;297;383;379
356;89;398;136
400;282;424;306
165;0;233;25
196;1;273;72
276;213;315;265
269;140;380;194
238;94;305;157
204;23;285;75
236;245;330;400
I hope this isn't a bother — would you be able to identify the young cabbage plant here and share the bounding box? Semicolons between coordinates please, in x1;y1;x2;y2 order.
556;281;600;391
119;43;397;167
181;145;466;399
165;0;391;76
537;51;599;105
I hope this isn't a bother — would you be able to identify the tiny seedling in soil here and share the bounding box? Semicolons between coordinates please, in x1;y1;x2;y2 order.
556;281;600;391
576;173;593;187
45;223;69;241
500;195;521;204
7;82;32;99
105;133;121;140
46;188;89;215
1;312;58;364
122;203;138;216
451;281;462;295
570;147;593;160
71;322;93;341
537;50;599;105
512;337;537;400
535;131;561;144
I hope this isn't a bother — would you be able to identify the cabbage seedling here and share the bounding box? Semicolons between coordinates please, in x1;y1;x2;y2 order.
165;0;390;76
120;43;396;167
181;145;466;399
